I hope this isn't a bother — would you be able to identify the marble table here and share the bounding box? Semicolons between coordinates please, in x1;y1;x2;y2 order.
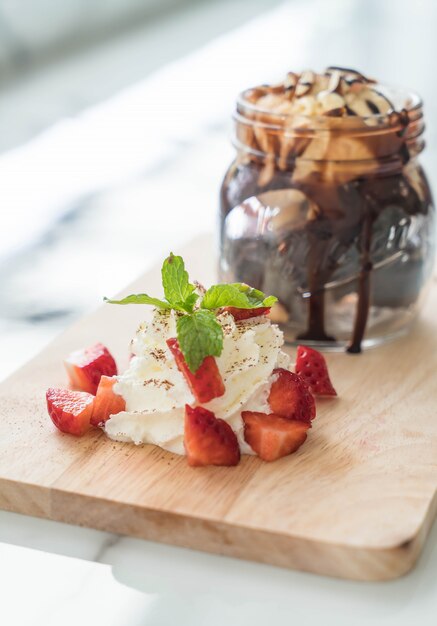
1;512;436;626
1;0;436;623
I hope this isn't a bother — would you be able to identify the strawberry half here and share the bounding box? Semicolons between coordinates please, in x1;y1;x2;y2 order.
268;368;316;423
242;411;310;462
64;343;117;395
295;346;337;396
90;375;126;426
46;388;94;436
224;307;270;321
167;338;225;404
184;405;240;467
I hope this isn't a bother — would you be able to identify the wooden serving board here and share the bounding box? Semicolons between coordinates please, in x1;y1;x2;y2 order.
0;236;436;581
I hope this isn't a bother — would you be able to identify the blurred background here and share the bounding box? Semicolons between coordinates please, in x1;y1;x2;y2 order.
0;0;436;379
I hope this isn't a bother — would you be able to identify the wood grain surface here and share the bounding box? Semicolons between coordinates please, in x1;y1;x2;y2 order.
0;235;436;581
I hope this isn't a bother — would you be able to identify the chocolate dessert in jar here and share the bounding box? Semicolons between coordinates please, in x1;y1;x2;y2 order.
219;67;435;352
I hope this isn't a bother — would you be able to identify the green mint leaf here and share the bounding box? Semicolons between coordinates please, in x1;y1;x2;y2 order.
262;295;278;307
176;309;223;372
162;253;196;307
201;284;250;310
104;294;172;309
181;292;199;313
230;284;264;306
230;283;278;308
229;284;265;306
201;283;277;310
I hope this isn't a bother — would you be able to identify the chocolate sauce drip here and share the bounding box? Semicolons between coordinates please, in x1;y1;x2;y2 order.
297;290;333;341
297;235;334;342
295;214;338;343
347;214;374;353
345;171;425;352
295;180;364;344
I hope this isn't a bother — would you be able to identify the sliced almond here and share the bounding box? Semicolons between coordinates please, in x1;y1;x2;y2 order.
284;72;298;90
295;70;315;97
327;70;342;94
344;93;374;117
316;91;345;114
362;87;394;115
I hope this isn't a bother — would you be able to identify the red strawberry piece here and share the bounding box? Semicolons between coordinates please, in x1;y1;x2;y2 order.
46;388;94;436
64;343;117;395
167;338;225;404
268;368;316;423
224;307;271;321
295;346;337;396
184;405;240;467
242;411;310;462
90;376;126;426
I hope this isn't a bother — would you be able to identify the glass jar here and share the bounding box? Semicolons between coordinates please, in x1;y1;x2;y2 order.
219;85;435;352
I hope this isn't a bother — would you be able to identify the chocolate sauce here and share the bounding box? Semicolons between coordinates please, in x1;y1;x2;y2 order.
347;214;373;353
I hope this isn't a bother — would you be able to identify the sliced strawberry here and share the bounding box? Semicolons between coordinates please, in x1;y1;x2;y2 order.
184;405;240;467
90;376;126;426
268;368;316;423
295;346;337;396
167;338;225;404
46;387;94;436
242;411;310;462
224;307;271;321
64;343;117;395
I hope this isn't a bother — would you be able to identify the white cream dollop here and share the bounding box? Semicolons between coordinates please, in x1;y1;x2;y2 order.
105;309;290;455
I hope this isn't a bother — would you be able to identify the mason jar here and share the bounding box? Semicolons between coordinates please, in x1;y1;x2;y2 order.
219;82;435;352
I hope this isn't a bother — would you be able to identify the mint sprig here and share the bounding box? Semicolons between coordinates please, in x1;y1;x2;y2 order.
177;310;223;372
105;254;276;372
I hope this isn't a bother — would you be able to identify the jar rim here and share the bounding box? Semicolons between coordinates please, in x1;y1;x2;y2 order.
236;84;423;129
233;83;425;165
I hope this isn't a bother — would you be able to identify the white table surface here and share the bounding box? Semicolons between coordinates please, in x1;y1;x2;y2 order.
1;0;436;623
0;512;436;626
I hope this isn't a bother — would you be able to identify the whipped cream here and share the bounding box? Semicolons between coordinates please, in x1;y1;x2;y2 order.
105;309;290;455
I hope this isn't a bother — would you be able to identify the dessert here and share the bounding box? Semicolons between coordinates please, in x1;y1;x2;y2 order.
220;67;435;353
45;254;337;466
